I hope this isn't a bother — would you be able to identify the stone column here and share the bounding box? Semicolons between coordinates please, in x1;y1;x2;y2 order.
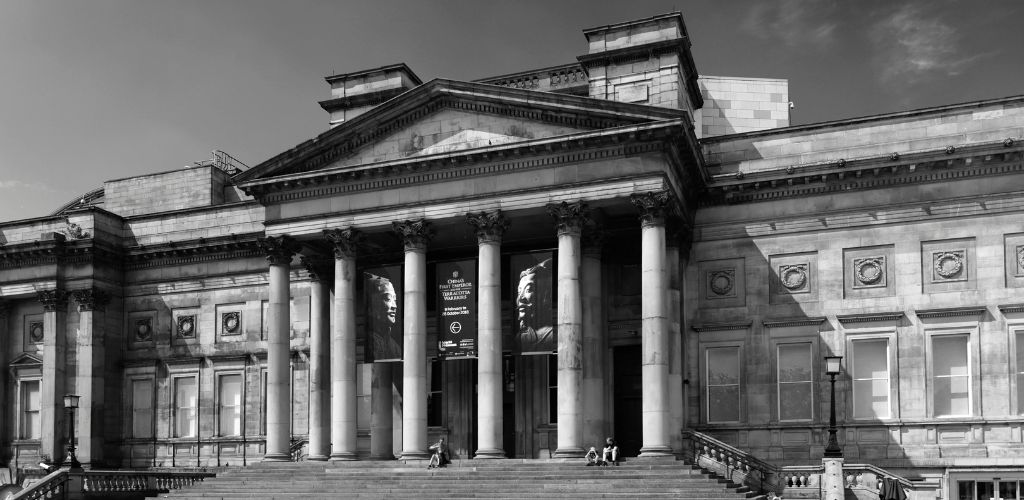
547;201;588;458
369;363;395;459
581;226;607;450
38;289;68;463
301;257;331;461
393;219;434;460
666;224;687;455
258;236;300;461
324;228;361;461
467;210;510;459
71;288;111;467
631;191;674;457
0;301;7;448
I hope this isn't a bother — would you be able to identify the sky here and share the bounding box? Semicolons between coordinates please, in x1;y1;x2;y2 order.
1;0;1021;221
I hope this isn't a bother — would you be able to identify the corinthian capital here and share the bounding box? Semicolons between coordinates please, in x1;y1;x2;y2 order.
257;235;301;266
37;289;69;312
630;191;673;228
323;228;363;260
546;201;590;237
392;219;434;252
72;288;111;312
466;210;510;244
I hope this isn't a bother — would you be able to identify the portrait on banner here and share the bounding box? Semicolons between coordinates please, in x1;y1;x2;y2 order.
510;252;555;355
364;266;403;362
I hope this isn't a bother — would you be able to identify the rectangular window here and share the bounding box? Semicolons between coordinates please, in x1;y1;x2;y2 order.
852;339;890;419
427;359;443;427
173;376;198;438
548;354;558;424
20;380;41;440
1018;332;1024;415
130;379;154;438
218;374;243;436
706;347;740;423
777;343;813;421
933;335;970;416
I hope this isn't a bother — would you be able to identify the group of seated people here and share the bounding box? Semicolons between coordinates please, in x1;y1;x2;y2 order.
584;437;620;466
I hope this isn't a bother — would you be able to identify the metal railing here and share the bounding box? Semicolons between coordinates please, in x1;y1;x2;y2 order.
11;469;215;500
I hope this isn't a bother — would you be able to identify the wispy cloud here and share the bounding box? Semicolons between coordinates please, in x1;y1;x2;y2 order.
0;179;58;192
871;4;992;85
742;0;838;49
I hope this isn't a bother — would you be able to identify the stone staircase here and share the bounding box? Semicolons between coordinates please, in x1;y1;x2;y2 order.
156;459;760;500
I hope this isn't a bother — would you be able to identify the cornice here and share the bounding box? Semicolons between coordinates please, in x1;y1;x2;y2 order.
702;140;1023;206
836;312;905;324
318;87;409;113
691;320;752;332
998;303;1024;315
124;234;265;270
762;317;828;328
914;306;987;319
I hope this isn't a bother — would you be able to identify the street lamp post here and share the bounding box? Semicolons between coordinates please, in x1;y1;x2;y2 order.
823;356;843;458
63;394;82;470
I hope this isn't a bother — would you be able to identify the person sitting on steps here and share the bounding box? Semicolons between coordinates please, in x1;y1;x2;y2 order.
602;437;620;466
427;437;451;469
584;446;600;466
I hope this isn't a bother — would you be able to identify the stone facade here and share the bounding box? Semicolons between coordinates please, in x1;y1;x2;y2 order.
2;11;1023;497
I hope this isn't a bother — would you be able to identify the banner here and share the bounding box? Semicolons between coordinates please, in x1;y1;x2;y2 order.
436;260;477;358
510;252;555;355
364;265;403;363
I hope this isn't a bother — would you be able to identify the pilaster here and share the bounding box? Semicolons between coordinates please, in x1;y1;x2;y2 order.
38;289;69;462
71;288;111;467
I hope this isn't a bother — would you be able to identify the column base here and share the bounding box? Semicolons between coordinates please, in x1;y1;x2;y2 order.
328;453;359;461
638;445;675;458
473;449;506;459
369;453;396;460
552;447;586;458
400;451;430;460
262;453;291;462
307;454;329;461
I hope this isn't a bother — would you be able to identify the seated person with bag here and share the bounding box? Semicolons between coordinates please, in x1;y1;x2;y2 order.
602;437;620;466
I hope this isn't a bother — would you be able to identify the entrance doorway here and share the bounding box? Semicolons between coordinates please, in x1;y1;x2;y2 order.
613;345;642;457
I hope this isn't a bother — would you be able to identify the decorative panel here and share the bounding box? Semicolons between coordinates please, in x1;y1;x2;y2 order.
172;308;200;346
921;238;976;293
769;252;817;303
698;257;746;308
843;245;896;298
216;303;245;342
127;310;157;349
1005;233;1024;288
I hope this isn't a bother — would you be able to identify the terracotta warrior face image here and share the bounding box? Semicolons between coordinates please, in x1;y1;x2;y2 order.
369;277;398;329
516;259;552;332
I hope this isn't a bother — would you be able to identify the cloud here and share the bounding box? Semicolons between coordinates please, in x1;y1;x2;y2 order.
742;0;839;49
871;4;991;84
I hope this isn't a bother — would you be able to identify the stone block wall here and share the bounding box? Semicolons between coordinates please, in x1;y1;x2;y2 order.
104;166;226;218
698;76;790;137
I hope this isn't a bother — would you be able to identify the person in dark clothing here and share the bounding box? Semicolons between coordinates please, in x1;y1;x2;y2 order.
428;437;450;468
601;437;620;466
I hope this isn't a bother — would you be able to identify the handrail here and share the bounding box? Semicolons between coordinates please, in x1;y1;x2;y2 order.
845;463;914;489
289;438;307;462
11;469;214;500
683;430;782;495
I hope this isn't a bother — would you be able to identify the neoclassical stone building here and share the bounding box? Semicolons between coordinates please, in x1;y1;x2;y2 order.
3;12;1024;498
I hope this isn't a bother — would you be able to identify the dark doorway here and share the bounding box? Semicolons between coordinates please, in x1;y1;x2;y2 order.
502;355;516;457
613;345;642;457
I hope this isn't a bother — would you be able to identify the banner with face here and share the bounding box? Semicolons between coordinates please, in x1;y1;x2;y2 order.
510;252;555;355
365;266;403;362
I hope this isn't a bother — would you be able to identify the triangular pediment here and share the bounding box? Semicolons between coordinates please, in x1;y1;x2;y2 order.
9;352;42;368
237;79;688;182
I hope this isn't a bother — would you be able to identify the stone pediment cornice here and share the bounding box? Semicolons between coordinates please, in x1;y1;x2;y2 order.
235;79;689;184
241;120;692;204
701;139;1023;206
0;236;122;270
124;233;265;270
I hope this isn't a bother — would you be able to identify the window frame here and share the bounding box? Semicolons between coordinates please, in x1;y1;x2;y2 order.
1011;324;1024;415
700;342;744;424
18;378;42;441
926;327;979;418
127;376;156;439
774;341;816;423
215;371;245;437
845;331;898;421
171;374;200;438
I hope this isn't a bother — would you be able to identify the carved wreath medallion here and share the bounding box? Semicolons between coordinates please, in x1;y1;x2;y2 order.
779;264;808;291
1016;246;1024;275
933;251;965;280
135;318;153;342
853;257;885;287
222;311;241;335
176;315;196;339
708;269;735;297
28;321;44;343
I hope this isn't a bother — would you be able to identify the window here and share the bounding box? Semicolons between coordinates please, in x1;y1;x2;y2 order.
173;376;198;437
428;359;443;427
852;339;890;419
933;335;970;416
777;343;813;421
218;374;243;436
130;379;154;438
706;347;740;423
20;380;41;440
1017;331;1024;415
548;354;558;423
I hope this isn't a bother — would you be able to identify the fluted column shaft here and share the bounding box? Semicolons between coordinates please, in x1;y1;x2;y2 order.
394;219;433;460
548;202;588;458
468;211;510;459
633;192;673;457
325;229;360;461
259;236;299;461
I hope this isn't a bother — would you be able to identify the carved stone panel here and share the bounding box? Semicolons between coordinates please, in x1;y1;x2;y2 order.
699;257;746;308
27;320;44;344
127;310;157;349
843;245;896;299
769;252;818;303
172;308;200;345
921;238;976;293
217;303;245;342
1004;234;1024;289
